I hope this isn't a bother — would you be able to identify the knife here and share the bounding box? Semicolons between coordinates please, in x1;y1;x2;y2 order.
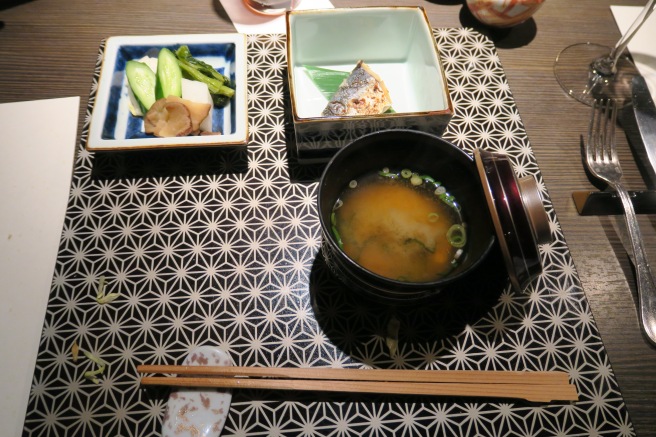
632;75;656;178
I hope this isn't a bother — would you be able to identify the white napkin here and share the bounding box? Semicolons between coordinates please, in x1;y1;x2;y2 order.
219;0;334;34
0;96;79;437
611;5;656;99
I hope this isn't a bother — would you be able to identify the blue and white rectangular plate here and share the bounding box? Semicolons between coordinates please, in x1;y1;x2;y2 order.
87;33;248;151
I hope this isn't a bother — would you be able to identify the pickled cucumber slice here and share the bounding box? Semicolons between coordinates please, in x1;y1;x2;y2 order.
155;47;182;100
125;60;157;112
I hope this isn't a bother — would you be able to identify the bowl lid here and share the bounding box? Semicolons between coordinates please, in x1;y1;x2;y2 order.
474;149;551;291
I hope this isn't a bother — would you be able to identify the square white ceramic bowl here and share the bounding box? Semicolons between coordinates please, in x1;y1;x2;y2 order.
286;7;453;162
88;33;248;151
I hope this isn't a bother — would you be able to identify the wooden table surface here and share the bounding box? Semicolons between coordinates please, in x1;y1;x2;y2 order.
1;0;655;435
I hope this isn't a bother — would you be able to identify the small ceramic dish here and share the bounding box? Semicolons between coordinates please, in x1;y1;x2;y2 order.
161;346;233;437
88;33;248;151
466;0;545;28
286;7;453;163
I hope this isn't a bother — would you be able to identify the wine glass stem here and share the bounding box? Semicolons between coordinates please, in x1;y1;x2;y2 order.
606;0;656;75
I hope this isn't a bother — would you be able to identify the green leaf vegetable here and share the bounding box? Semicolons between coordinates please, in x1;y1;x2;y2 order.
175;45;235;107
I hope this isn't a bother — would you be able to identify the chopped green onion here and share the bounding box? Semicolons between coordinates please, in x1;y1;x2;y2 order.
71;340;79;363
84;366;106;384
331;226;344;249
434;186;446;195
379;171;397;178
410;173;422;186
96;276;107;300
401;169;412;178
95;276;119;305
348;180;357;189
82;350;107;384
438;193;459;210
421;175;436;184
84;373;100;384
428;213;439;222
83;350;106;368
84;367;105;378
382;167;389;173
447;224;467;248
330;211;337;227
97;293;120;304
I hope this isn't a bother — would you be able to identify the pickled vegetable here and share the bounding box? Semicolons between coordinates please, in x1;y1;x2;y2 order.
125;60;157;111
155;48;183;100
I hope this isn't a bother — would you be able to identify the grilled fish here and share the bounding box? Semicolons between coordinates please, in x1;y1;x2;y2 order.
322;60;392;117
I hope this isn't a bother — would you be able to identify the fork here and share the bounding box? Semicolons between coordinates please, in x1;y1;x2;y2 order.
586;99;656;346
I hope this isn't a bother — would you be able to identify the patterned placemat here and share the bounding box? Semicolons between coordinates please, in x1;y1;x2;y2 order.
23;29;634;436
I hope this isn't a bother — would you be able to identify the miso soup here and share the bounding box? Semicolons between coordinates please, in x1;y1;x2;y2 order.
331;168;466;283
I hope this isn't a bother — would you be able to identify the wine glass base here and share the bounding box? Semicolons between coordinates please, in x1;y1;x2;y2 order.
554;42;640;106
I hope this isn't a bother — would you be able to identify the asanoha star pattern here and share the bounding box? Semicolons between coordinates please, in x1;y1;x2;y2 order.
23;29;633;436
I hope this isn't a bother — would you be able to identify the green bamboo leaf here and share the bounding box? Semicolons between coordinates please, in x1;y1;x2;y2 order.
302;65;349;100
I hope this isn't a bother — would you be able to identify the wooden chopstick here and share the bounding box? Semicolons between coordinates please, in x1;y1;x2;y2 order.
137;366;578;403
137;365;570;385
139;376;578;403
